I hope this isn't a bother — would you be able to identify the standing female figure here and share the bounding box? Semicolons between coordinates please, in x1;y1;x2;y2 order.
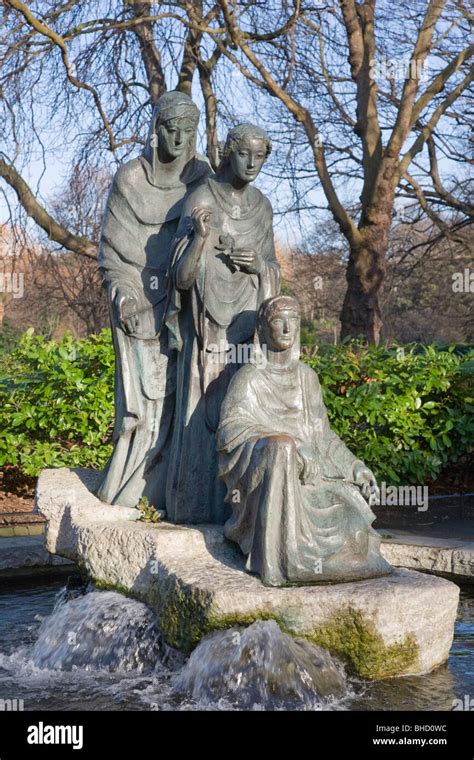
97;92;210;509
165;123;280;524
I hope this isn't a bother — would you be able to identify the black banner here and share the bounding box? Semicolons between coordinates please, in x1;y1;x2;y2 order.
0;710;472;758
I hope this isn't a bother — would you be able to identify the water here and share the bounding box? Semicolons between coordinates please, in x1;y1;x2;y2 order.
30;590;163;672
0;576;472;711
175;619;347;709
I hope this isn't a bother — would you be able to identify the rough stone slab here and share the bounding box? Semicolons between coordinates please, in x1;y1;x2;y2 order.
36;468;460;679
0;535;75;573
379;529;474;581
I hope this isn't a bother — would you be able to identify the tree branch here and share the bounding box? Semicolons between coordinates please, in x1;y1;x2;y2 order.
398;66;473;179
402;169;473;251
5;0;129;151
216;0;361;247
0;157;97;259
427;136;474;216
410;42;474;126
385;0;446;160
339;1;382;207
128;0;166;105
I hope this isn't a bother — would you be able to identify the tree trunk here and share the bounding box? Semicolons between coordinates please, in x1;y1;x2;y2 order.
131;1;166;106
340;222;389;345
198;64;219;169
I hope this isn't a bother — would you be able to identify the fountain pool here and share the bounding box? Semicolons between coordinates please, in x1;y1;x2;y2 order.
0;576;472;712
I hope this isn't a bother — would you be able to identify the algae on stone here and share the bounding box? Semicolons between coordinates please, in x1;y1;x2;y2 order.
88;575;420;679
195;607;419;679
306;607;419;679
149;576;214;652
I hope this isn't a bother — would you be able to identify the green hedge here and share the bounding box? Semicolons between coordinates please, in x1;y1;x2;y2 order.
0;329;114;476
0;330;472;485
306;343;474;484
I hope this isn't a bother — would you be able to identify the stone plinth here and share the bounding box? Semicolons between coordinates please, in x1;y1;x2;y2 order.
380;530;474;582
36;468;460;680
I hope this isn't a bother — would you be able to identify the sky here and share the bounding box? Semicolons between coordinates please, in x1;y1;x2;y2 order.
0;80;330;251
0;2;466;254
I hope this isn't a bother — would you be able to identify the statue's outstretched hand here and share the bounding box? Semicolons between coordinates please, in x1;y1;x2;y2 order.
191;207;212;239
353;462;379;504
297;444;320;485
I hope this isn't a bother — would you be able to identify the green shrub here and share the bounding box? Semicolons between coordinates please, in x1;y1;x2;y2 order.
0;330;472;486
0;328;114;475
305;342;474;485
0;318;22;355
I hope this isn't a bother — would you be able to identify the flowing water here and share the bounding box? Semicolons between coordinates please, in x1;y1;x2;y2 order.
0;576;472;711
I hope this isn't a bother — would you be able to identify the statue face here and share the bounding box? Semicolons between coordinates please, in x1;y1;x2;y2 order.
157;116;196;160
229;136;267;182
263;309;299;351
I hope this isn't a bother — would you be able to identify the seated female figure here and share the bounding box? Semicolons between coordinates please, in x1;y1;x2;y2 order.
217;295;392;587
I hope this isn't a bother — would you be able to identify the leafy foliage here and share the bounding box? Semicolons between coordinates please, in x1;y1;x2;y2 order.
135;496;162;523
0;329;114;476
0;318;22;354
305;342;474;485
0;331;472;486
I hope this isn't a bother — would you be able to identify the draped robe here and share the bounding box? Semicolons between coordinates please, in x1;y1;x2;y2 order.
217;358;392;586
165;177;280;524
97;139;210;509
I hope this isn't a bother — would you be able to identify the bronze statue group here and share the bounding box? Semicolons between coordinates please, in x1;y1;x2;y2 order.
97;91;391;587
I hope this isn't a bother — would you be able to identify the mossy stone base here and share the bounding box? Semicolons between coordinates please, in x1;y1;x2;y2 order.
37;468;460;679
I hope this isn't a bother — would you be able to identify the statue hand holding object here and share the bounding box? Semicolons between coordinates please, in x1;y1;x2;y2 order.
214;235;260;274
229;248;261;274
116;289;140;336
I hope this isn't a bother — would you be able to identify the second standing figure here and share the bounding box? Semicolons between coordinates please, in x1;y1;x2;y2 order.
165;123;280;524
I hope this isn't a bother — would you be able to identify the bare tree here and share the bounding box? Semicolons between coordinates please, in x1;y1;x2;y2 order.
0;1;224;255
33;164;111;334
0;1;472;342
1;167;110;336
287;204;473;346
205;0;473;341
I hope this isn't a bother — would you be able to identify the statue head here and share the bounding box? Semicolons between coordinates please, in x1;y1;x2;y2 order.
146;91;200;165
217;123;272;183
257;295;301;357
